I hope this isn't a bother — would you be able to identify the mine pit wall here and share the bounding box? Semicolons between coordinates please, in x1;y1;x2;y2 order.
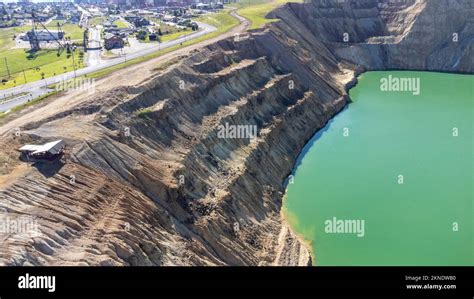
102;0;470;265
169;32;352;265
62;1;361;265
275;0;473;73
72;14;354;264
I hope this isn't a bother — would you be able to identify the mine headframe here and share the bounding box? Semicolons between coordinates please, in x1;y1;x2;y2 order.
29;11;69;56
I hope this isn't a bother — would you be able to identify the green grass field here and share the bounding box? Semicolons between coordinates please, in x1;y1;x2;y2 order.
0;27;22;52
233;0;304;30
0;21;85;90
1;49;84;89
60;23;86;41
89;17;106;27
194;9;240;36
113;20;129;29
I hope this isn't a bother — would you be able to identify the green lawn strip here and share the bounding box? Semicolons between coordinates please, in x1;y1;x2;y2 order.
232;0;303;30
194;10;238;32
159;29;193;42
0;92;28;103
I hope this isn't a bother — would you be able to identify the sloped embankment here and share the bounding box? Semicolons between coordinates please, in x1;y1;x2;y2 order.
271;0;473;72
0;0;471;265
0;27;353;266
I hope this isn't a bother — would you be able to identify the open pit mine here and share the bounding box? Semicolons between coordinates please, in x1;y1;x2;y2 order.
0;0;472;266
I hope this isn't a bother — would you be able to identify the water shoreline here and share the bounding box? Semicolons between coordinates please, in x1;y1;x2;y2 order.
281;70;473;266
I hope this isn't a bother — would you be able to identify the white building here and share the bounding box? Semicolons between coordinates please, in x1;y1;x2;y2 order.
21;30;64;42
19;140;66;160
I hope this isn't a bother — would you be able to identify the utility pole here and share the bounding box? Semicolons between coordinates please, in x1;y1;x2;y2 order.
4;57;10;77
23;70;27;83
71;49;77;78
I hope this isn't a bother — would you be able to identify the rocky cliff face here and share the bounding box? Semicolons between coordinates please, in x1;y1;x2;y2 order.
272;0;473;72
0;0;472;265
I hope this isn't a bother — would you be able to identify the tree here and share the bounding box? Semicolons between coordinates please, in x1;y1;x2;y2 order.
136;30;148;41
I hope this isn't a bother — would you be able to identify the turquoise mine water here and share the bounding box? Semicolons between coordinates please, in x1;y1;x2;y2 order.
283;71;473;266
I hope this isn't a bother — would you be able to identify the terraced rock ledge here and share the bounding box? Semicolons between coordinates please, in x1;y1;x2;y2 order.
0;0;472;265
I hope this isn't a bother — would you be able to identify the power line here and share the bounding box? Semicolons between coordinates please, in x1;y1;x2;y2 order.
3;57;10;77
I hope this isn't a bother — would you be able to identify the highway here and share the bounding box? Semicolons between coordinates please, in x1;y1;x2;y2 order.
0;21;216;113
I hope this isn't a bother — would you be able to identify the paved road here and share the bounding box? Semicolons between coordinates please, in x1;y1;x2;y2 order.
0;21;216;113
86;27;102;67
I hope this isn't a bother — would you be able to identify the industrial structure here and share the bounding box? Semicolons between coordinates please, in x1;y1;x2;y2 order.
19;140;66;161
27;11;72;55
